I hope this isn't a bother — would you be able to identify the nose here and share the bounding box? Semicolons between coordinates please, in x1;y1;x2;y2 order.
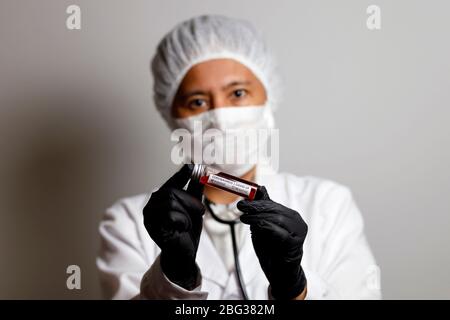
210;94;228;110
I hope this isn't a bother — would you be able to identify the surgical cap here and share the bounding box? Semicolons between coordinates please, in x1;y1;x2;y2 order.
151;15;280;126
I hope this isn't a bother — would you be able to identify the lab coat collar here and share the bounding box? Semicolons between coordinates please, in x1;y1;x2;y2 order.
196;229;229;287
196;223;262;289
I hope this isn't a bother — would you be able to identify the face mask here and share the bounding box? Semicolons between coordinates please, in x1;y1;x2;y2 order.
172;104;275;177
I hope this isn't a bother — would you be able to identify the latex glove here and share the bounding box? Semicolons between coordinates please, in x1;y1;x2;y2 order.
143;164;205;290
238;186;308;300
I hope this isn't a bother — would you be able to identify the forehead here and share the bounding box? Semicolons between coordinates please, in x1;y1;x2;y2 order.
177;58;259;92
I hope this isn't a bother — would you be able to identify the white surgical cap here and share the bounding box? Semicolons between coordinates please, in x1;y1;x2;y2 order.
151;14;280;126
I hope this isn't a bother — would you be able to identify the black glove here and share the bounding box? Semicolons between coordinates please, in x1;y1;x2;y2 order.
238;186;308;300
143;164;205;290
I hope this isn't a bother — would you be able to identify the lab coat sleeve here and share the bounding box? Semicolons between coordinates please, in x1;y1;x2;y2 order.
96;198;150;299
139;254;208;300
305;183;382;299
97;197;209;300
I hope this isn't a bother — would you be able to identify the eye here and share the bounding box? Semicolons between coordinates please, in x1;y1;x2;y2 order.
232;89;247;99
188;98;207;109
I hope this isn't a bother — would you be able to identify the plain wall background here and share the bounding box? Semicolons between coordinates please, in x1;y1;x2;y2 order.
0;0;449;299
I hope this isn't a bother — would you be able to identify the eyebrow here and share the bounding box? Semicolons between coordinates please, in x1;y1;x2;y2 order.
181;80;252;99
221;80;252;90
181;90;207;99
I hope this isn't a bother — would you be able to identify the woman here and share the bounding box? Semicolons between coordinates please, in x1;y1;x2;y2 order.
96;15;381;300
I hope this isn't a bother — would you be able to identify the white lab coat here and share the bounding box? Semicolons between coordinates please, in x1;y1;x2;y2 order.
96;166;381;300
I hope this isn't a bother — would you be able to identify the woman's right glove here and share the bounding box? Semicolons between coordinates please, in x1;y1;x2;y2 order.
143;164;205;290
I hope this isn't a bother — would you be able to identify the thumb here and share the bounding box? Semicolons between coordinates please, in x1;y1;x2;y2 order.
186;178;204;201
161;164;193;190
255;186;270;200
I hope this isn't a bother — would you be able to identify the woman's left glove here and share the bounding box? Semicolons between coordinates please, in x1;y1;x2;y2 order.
237;186;308;300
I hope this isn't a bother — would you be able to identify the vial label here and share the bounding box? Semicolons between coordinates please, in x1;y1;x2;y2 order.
207;174;252;197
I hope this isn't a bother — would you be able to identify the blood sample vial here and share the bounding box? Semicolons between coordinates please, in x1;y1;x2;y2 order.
191;164;261;200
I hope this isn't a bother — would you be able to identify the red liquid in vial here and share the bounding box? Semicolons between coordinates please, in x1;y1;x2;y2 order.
199;172;259;200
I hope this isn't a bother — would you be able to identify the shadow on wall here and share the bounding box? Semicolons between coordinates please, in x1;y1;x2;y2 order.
0;89;131;299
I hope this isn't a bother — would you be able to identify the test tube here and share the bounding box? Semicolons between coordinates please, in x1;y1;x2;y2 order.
191;164;261;200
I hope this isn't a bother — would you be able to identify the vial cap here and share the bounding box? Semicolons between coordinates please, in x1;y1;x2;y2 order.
191;164;206;182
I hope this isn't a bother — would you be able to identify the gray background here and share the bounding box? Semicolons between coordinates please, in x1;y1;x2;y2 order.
0;0;449;299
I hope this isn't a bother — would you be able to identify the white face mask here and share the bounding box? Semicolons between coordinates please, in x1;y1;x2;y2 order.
172;104;275;177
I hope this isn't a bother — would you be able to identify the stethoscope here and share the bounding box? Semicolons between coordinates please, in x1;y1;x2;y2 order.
203;197;249;300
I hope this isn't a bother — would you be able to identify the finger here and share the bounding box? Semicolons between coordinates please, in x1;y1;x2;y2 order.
237;186;270;213
186;178;205;201
144;188;186;217
146;188;205;228
240;212;290;229
144;188;196;223
144;208;190;240
161;164;194;190
254;186;271;200
164;210;191;232
240;212;281;224
172;188;205;217
161;231;195;256
250;220;292;244
237;199;274;214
